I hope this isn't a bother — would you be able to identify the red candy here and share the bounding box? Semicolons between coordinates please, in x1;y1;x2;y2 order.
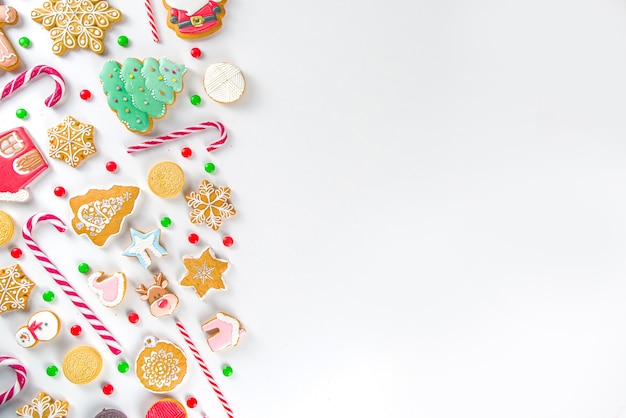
79;89;92;100
188;233;199;244
10;248;22;258
128;312;139;324
186;397;198;408
181;147;192;158
222;236;234;247
190;48;201;58
102;383;114;395
70;324;82;336
105;161;117;172
53;186;66;197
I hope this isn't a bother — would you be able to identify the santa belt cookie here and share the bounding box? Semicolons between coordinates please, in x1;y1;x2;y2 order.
172;10;220;29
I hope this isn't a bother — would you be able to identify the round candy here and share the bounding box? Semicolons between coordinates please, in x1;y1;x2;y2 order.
117;35;129;46
190;47;201;58
15;108;27;119
46;364;58;377
145;399;187;418
186;397;197;408
70;325;82;336
160;217;172;228
18;37;31;48
94;409;128;418
0;210;14;246
190;94;201;106
203;62;246;104
10;247;22;258
223;236;234;247
62;346;103;384
181;147;192;158
102;383;114;395
148;162;185;198
79;89;92;100
54;186;66;197
106;161;118;172
78;263;89;274
188;233;199;244
42;290;55;302
117;361;129;373
128;312;139;324
204;162;215;173
222;364;233;377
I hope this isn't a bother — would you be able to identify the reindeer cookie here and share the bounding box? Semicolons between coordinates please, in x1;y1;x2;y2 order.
136;273;179;317
0;2;19;71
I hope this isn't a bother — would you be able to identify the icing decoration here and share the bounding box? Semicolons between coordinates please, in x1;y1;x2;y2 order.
176;320;234;417
62;346;103;384
16;392;68;418
69;185;140;247
201;312;246;352
163;0;226;39
22;213;123;355
0;263;35;314
126;120;227;154
135;337;187;393
180;247;229;299
48;116;96;168
148;161;184;198
99;57;186;134
0;356;27;407
0;127;49;202
123;228;168;269
0;65;66;107
145;0;159;42
31;0;121;55
145;399;186;418
185;179;236;231
0;3;18;71
0;210;14;245
135;273;179;317
203;62;246;104
95;409;128;418
16;310;61;348
88;271;127;308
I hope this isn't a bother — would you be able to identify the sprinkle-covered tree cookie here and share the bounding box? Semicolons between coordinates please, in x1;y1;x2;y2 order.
119;58;165;118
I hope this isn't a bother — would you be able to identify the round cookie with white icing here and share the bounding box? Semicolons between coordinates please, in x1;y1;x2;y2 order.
203;62;245;104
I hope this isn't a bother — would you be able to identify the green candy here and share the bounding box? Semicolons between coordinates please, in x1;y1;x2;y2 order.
120;58;165;118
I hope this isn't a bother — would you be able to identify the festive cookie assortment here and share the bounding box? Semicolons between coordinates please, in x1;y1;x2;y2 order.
0;0;246;415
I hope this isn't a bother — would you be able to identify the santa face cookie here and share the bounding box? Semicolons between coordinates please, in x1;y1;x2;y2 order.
16;310;61;348
163;0;226;39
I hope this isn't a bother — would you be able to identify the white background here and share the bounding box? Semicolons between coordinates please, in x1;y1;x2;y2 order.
1;0;626;417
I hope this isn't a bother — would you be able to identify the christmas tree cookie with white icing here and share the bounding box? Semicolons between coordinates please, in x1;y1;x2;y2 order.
99;57;186;134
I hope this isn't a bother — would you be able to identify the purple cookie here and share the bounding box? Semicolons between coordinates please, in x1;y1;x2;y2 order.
94;409;128;418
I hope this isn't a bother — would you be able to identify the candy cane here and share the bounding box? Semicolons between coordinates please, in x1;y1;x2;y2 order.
0;356;27;407
126;121;228;154
0;65;65;107
22;213;123;356
145;0;159;43
176;320;234;418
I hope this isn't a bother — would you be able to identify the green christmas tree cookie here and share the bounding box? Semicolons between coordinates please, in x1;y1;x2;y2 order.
99;57;187;134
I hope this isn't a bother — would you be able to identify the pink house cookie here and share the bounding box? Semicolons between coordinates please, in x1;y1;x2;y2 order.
201;312;245;352
0;127;48;202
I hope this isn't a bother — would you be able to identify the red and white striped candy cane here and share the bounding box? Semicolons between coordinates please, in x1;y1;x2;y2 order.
0;65;66;107
22;213;123;356
0;356;27;407
145;0;159;42
126;121;228;154
176;320;234;418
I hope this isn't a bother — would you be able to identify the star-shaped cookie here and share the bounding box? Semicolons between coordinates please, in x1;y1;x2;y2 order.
180;247;229;299
48;116;96;168
123;228;167;269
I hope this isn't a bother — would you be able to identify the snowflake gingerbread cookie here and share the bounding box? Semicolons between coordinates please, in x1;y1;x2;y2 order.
180;247;229;299
0;264;35;314
135;337;187;393
185;179;236;231
17;392;69;418
47;116;96;168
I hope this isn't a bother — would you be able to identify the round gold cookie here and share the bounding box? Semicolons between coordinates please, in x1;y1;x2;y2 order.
147;162;184;198
62;345;103;384
0;210;14;246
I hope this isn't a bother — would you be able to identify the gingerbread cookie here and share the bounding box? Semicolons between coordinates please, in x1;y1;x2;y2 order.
48;116;96;168
31;0;121;55
16;310;61;348
0;210;14;245
95;409;128;418
185;180;236;230
62;346;102;384
148;161;184;198
135;273;179;317
135;337;187;393
70;185;140;247
203;62;246;104
202;312;246;352
99;58;186;134
0;127;49;202
145;399;187;418
0;264;35;314
164;0;226;39
180;247;229;299
88;271;127;308
123;228;168;269
0;2;19;71
17;392;69;418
